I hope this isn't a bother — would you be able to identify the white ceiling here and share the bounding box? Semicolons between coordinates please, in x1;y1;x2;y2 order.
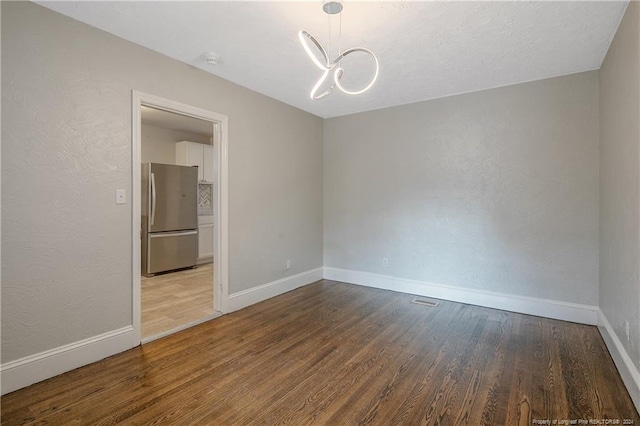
39;1;628;119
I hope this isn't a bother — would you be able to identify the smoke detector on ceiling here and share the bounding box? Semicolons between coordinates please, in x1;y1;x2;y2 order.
204;51;220;66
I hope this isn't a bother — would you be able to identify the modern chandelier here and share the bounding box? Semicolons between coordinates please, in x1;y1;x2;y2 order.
298;0;379;100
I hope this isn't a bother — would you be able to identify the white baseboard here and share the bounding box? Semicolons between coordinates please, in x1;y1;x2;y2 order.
227;267;324;313
323;267;599;325
1;326;136;396
1;268;323;396
597;309;640;412
0;269;614;401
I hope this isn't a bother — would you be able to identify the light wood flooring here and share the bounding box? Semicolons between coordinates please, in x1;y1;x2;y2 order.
142;262;214;338
2;281;638;425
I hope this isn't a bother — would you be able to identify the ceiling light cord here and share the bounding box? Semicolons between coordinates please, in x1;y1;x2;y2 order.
338;11;342;66
328;10;332;61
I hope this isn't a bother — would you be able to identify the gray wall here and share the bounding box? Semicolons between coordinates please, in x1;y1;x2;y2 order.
141;124;210;165
1;2;323;362
324;71;600;305
599;1;640;371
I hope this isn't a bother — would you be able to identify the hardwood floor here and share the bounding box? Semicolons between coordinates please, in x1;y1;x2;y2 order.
142;262;214;338
3;281;638;425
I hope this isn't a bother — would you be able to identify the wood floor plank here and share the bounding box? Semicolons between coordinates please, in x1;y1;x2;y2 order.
2;281;638;425
382;303;468;425
503;314;533;426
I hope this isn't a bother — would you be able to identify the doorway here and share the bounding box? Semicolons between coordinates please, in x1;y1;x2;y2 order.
132;91;229;343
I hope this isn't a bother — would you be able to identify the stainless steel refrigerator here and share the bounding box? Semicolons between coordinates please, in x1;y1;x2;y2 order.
142;163;198;276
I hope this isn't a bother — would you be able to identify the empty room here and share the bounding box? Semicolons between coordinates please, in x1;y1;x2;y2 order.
1;1;639;424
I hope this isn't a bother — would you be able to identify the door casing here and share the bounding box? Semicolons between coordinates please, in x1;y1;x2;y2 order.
131;90;229;344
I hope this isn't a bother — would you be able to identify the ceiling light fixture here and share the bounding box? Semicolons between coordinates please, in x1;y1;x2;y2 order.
299;0;379;101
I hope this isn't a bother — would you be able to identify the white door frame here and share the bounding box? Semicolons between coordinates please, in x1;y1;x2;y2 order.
131;90;229;344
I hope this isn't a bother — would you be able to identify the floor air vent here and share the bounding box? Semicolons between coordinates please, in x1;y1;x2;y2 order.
411;297;439;307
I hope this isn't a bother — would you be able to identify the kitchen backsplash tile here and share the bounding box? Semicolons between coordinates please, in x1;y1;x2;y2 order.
198;183;213;215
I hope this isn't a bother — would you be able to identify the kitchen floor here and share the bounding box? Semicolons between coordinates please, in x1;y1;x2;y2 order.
142;263;214;339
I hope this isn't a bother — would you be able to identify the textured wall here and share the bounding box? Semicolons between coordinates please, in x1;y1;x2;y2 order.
324;71;600;304
1;2;323;362
141;124;210;165
599;2;640;371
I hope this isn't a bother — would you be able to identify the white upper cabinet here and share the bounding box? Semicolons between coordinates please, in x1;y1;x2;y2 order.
175;141;214;183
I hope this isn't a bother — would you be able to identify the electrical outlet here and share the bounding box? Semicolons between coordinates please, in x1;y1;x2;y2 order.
286;259;291;270
382;258;389;268
625;320;630;341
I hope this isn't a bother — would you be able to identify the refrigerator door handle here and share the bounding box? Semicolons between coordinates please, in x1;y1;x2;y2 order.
149;230;198;238
150;172;156;226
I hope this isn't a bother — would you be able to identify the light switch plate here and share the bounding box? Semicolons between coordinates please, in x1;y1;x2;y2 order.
115;189;126;204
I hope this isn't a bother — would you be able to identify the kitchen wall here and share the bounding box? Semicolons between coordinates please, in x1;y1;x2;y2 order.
1;2;323;363
141;124;210;165
599;1;640;373
324;71;599;305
